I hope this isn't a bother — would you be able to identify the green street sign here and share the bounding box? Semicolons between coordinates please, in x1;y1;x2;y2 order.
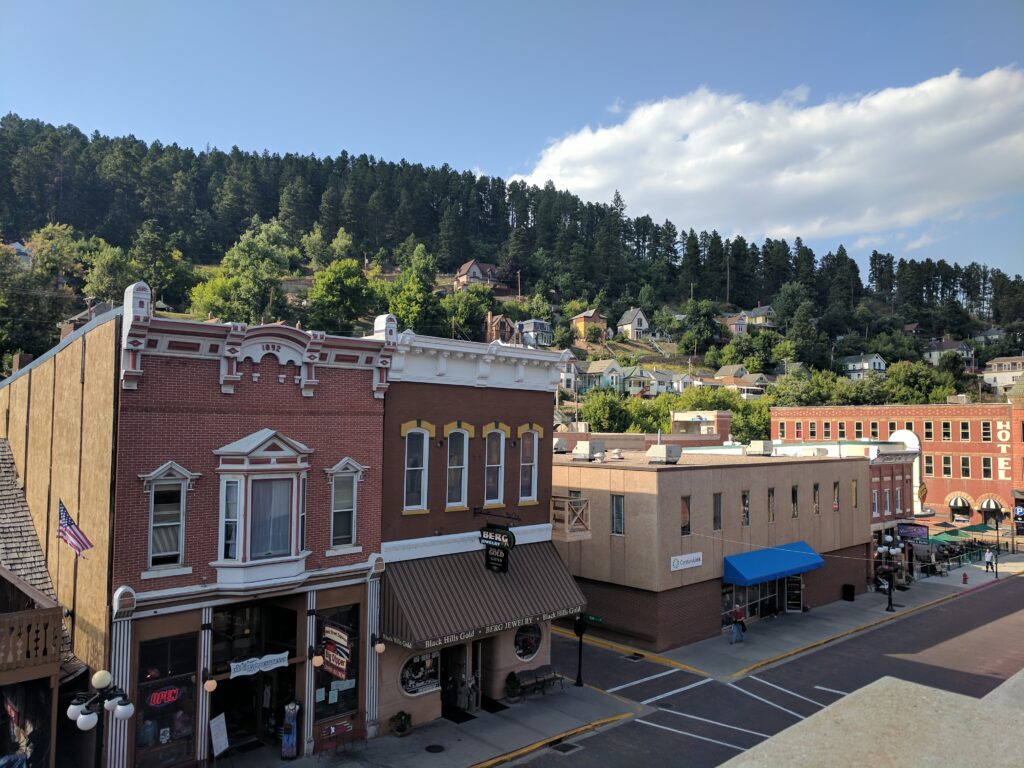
583;613;603;625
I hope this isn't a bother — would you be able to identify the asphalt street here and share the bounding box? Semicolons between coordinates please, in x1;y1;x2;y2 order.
517;576;1024;768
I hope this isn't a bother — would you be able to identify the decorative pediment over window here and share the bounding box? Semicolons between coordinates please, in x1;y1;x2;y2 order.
138;461;201;492
324;457;369;479
214;429;312;469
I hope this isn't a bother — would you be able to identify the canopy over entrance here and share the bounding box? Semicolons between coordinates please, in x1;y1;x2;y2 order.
723;541;824;587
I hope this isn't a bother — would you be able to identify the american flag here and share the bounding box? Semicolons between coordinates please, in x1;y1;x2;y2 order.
57;500;93;556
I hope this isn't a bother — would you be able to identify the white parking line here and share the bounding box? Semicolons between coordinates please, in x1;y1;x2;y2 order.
728;683;805;720
749;676;826;708
641;677;712;705
814;685;850;697
660;710;771;739
637;719;746;751
607;668;680;693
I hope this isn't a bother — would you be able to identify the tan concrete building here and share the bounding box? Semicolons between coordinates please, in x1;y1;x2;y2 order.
552;451;872;650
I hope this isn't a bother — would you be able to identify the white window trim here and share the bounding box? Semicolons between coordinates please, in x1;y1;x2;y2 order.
139;461;199;571
446;430;470;509
326;456;368;549
484;430;505;506
404;429;429;511
219;476;243;562
872;490;879;518
519;431;538;503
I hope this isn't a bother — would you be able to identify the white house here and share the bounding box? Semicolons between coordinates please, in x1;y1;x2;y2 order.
971;327;1005;345
923;339;975;369
576;359;623;393
982;356;1024;394
517;318;554;347
616;307;649;340
837;353;887;380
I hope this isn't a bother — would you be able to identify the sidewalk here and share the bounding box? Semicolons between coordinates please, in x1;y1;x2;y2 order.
660;552;1024;680
230;684;638;768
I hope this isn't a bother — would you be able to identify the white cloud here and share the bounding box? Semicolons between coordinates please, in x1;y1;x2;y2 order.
853;235;886;250
607;97;623;115
906;233;940;251
515;68;1024;243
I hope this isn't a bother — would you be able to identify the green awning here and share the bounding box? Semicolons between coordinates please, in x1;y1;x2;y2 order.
932;522;956;529
959;523;996;533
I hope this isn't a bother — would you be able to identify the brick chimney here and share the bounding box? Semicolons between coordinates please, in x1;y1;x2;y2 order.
11;352;33;373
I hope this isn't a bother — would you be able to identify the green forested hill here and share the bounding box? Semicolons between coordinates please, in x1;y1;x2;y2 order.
2;113;1023;365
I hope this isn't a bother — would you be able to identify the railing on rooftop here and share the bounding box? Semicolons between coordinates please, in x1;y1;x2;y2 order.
551;495;591;542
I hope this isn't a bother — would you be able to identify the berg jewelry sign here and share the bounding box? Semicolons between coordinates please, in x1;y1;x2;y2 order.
480;525;516;573
229;651;289;679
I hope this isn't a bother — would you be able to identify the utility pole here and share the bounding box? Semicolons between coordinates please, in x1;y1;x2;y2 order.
517;270;522;303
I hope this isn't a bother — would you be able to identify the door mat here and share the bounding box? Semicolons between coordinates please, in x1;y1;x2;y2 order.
441;704;476;724
233;740;265;754
481;696;508;714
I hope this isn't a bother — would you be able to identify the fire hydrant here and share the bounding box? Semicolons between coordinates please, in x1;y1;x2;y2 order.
962;571;969;585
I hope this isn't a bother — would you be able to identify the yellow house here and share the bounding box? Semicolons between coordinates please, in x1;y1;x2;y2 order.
571;309;608;340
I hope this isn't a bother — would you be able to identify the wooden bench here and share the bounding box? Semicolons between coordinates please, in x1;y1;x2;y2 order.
516;665;563;696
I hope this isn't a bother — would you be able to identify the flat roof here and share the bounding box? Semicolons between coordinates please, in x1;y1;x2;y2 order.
553;450;863;471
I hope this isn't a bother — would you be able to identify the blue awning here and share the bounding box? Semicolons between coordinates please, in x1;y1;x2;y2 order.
723;541;824;586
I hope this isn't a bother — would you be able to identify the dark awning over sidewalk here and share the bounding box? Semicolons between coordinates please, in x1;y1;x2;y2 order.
380;541;586;650
723;540;825;586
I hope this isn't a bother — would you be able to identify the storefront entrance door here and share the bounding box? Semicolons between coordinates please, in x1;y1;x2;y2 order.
439;645;467;711
210;666;294;751
784;576;803;612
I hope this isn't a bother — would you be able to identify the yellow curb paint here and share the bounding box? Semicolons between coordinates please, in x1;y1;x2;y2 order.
729;573;1024;680
470;711;634;768
550;624;709;678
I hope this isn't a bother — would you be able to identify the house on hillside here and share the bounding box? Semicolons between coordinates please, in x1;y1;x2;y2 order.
902;322;922;336
923;338;976;370
518;318;554;347
971;327;1005;345
484;311;516;343
837;353;887;380
616;307;649;340
715;364;747;379
453;259;502;291
576;359;622;393
746;305;777;329
982;356;1024;394
571;309;609;341
718;312;748;336
559;357;578;391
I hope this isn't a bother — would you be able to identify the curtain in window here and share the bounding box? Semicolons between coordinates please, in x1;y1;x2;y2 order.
251;478;291;559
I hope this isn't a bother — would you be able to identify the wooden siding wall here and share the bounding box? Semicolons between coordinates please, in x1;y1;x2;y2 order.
0;320;118;671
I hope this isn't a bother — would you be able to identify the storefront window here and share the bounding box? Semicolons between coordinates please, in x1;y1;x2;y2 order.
400;652;440;695
514;625;542;661
1;679;51;768
211;604;297;675
314;605;359;722
136;635;197;768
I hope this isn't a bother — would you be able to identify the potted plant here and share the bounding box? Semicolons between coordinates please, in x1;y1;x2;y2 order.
505;671;523;702
389;711;411;737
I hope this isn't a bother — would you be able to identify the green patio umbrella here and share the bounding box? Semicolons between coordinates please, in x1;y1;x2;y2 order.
958;523;994;534
932;522;956;529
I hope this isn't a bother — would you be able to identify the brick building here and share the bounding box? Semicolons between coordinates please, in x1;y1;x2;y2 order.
772;392;1024;541
552;450;872;650
375;332;583;731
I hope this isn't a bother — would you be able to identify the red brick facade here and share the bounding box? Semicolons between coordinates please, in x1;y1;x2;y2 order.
380;382;554;542
113;355;386;591
773;403;1024;524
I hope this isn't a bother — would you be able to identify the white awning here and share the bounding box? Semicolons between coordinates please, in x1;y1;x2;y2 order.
949;496;971;509
980;498;1003;510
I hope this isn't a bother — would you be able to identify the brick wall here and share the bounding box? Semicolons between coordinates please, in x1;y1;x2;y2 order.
113;355;385;592
803;543;871;607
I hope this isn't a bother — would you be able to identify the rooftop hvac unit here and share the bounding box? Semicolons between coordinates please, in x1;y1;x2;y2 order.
748;440;773;455
552;437;570;454
572;440;605;462
646;444;682;465
609;448;624;460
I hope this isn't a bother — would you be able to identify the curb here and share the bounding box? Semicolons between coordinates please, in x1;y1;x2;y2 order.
549;624;709;677
469;711;634;768
728;569;1024;680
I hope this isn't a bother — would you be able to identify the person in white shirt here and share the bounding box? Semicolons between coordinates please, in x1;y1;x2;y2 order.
984;548;994;572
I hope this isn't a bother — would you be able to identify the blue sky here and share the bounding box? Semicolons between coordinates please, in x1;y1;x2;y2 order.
2;0;1022;274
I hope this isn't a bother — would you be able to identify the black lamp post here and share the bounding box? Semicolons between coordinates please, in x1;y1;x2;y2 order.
66;669;135;767
877;534;903;612
994;518;1000;580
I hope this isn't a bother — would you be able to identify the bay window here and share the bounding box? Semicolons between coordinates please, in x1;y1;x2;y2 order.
222;480;239;560
250;478;292;560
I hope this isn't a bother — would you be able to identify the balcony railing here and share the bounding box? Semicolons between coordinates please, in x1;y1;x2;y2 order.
551;495;591;542
0;606;62;674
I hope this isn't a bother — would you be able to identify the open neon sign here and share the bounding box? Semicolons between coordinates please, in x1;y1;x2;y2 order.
146;686;182;708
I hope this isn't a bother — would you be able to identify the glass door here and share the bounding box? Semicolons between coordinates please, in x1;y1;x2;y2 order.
784;576;803;612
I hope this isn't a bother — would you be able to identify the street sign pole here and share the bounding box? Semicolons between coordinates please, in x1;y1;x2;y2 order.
573;615;587;687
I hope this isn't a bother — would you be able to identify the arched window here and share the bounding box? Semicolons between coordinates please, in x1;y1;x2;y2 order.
485;430;505;505
404;429;428;510
519;430;538;501
446;430;469;509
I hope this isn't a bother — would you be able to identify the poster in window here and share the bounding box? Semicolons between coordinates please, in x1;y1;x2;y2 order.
400;652;440;695
322;622;351;680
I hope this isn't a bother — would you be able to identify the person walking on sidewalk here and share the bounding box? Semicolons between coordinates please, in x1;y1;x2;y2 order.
730;603;747;644
984;548;994;572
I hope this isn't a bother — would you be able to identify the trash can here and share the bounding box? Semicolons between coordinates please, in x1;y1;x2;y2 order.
841;583;855;602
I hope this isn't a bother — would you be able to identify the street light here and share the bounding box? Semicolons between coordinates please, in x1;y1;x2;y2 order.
876;534;903;612
66;669;135;764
